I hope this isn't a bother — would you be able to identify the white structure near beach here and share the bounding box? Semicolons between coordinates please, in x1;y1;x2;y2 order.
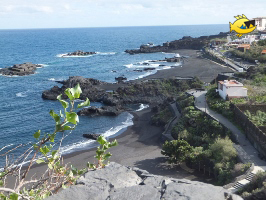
217;80;248;100
253;17;266;31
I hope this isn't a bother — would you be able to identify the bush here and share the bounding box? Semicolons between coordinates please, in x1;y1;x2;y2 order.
161;140;193;164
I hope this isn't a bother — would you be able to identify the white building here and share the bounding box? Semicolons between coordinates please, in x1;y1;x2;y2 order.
217;80;248;100
253;17;266;31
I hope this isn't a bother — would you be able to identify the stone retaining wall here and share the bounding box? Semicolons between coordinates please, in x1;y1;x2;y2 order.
230;104;266;158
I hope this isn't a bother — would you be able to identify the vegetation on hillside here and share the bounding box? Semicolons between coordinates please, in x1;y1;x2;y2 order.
163;93;245;185
230;46;266;63
237;171;266;200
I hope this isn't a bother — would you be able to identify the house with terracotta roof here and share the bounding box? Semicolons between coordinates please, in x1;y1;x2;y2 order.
261;50;266;55
237;44;250;52
217;80;248;100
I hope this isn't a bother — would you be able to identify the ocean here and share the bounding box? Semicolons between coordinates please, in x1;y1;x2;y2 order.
0;25;228;165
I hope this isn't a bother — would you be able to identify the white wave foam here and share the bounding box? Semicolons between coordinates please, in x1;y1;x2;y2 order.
16;90;29;98
137;71;156;79
136;104;149;111
57;53;94;58
96;52;117;55
103;113;134;138
61;113;134;154
124;64;134;68
48;77;64;82
38;64;49;67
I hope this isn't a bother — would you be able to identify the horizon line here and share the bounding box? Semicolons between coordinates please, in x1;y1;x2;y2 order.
0;23;228;31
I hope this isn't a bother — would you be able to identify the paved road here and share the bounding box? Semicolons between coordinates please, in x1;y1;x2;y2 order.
206;49;241;72
187;90;266;169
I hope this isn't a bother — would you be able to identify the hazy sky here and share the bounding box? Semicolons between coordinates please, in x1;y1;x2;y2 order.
0;0;265;29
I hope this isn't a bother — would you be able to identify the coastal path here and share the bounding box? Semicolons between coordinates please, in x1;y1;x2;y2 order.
187;90;266;191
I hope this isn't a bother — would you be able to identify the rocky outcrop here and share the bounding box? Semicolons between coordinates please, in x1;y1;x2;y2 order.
62;50;96;57
78;106;124;117
115;76;127;83
42;76;107;101
125;32;228;54
47;162;242;200
83;133;100;140
0;63;41;76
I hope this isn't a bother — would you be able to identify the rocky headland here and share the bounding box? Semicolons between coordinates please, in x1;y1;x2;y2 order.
0;62;42;76
47;162;242;200
61;50;96;57
42;76;203;116
125;32;228;54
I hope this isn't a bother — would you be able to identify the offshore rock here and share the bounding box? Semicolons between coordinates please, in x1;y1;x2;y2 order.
0;63;41;76
47;162;242;200
62;50;96;57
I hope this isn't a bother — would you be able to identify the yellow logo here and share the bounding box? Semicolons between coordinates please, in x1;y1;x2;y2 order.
229;14;256;37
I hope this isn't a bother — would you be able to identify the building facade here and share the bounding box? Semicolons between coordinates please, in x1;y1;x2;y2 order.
217;80;248;100
253;17;266;31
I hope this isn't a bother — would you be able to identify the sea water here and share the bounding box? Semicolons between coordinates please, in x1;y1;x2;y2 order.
0;25;228;165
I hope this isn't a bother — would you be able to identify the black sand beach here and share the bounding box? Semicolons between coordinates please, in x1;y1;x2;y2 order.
18;49;229;185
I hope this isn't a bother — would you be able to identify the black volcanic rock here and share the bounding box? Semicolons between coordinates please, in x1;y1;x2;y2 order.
143;67;156;71
0;62;41;76
125;32;229;54
115;76;127;83
42;76;107;101
62;50;96;57
78;106;124;117
83;133;100;140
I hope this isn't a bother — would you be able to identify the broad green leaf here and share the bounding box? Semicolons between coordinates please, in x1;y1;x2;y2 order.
87;162;96;169
36;159;45;164
0;180;3;186
110;140;118;147
49;110;60;124
49;133;55;143
77;98;90;108
64;88;75;100
9;193;18;200
62;184;67;189
97;136;107;145
64;125;74;130
33;130;41;139
66;112;79;125
48;163;53;170
57;94;69;109
40;146;50;155
73;84;82;98
0;172;6;177
52;150;58;158
55;124;63;132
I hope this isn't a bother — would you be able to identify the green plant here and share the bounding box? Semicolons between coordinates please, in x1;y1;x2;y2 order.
0;84;91;199
161;140;193;164
87;136;118;169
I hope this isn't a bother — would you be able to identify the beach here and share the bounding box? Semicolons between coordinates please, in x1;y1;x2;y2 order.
24;49;232;184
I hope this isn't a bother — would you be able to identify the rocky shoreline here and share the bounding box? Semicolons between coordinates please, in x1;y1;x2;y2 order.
42;76;203;117
125;32;228;54
0;62;42;76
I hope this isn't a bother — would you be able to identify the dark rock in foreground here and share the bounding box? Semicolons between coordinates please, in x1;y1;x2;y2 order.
78;106;124;117
83;133;100;140
0;62;41;76
62;50;96;57
47;162;242;200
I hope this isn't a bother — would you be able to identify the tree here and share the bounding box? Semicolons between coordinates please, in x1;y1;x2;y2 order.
161;140;193;164
209;136;237;163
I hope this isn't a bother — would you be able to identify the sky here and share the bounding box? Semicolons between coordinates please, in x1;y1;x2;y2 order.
0;0;265;29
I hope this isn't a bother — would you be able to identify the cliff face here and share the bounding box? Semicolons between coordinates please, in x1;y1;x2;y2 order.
47;162;242;200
